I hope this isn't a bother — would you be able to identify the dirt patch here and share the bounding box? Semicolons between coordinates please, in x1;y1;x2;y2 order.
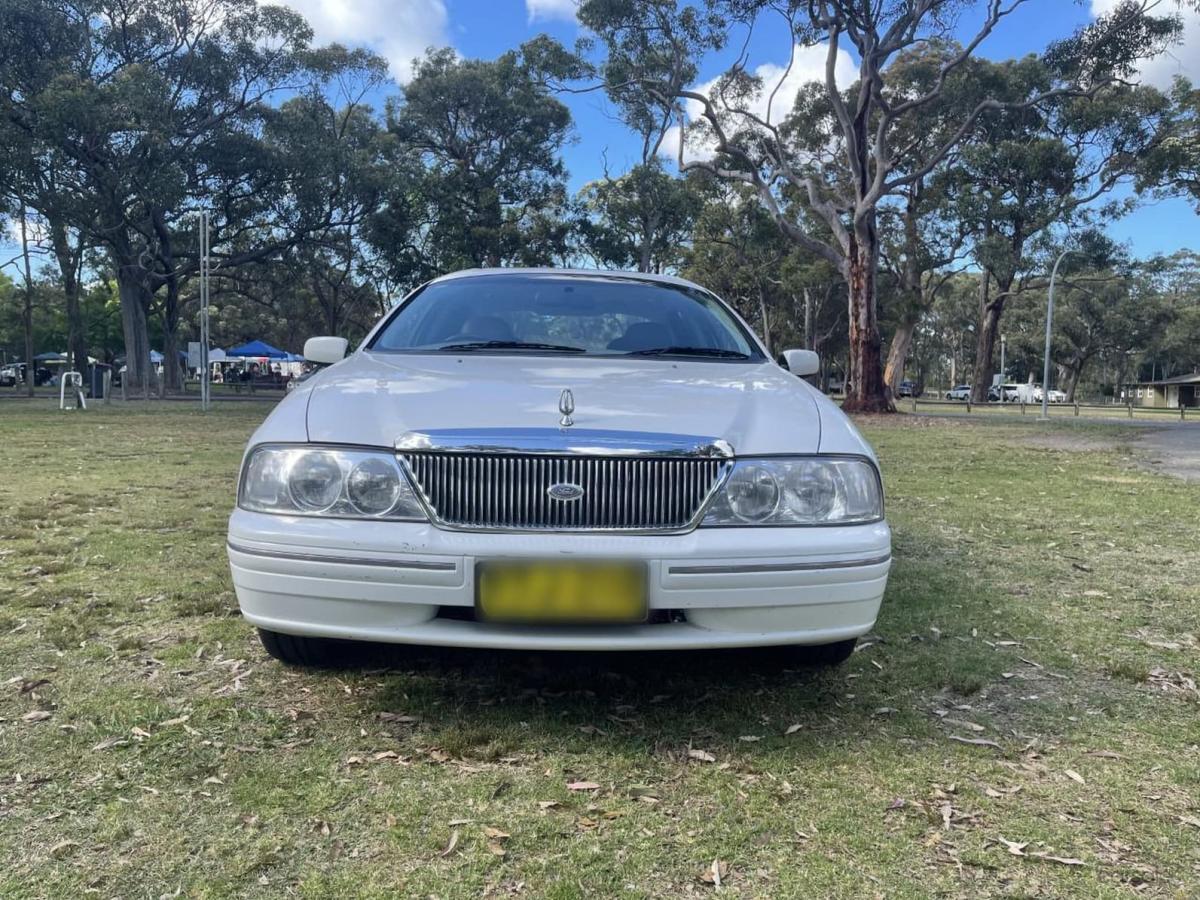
1135;426;1200;482
1021;431;1124;453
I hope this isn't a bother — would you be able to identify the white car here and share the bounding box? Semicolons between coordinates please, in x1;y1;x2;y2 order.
227;269;891;666
944;384;971;401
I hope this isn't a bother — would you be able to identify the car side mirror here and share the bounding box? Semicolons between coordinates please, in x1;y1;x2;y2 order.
303;336;348;366
779;348;820;377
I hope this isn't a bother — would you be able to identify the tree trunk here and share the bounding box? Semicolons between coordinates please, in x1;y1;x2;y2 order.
1062;363;1082;402
969;273;1009;404
802;287;813;350
18;209;35;398
970;299;1002;404
162;278;183;392
49;223;87;377
883;315;917;399
116;262;155;399
638;216;654;273
841;223;893;414
757;287;772;357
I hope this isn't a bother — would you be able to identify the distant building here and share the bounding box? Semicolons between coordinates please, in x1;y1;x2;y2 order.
1122;373;1200;408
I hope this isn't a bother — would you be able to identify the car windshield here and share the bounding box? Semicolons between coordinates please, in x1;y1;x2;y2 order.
369;273;761;360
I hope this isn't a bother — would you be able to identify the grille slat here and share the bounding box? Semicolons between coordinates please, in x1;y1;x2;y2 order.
401;451;726;532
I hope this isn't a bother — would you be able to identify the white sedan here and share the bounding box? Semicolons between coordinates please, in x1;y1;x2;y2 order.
227;269;891;666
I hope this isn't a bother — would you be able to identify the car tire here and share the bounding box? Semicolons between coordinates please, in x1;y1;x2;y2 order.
257;628;375;667
795;638;857;667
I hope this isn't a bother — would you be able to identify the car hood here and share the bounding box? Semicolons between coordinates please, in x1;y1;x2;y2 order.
302;352;822;455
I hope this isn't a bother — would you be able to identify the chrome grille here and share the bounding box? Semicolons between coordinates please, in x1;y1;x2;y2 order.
400;452;728;532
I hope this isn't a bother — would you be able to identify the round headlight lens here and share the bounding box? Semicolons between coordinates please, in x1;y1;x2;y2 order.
785;460;839;520
725;464;781;522
346;457;401;516
288;451;343;511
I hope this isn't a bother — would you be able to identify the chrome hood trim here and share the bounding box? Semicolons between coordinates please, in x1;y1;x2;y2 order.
395;428;735;459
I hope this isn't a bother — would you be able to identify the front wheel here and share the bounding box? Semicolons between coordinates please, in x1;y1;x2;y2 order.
794;638;857;667
257;628;383;667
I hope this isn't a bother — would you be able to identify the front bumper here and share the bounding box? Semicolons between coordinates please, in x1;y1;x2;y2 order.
227;510;891;651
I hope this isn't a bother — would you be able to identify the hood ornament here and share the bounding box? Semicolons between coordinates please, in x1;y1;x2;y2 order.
558;388;575;427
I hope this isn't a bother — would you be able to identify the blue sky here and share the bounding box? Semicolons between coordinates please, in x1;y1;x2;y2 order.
4;0;1197;263
434;0;1195;259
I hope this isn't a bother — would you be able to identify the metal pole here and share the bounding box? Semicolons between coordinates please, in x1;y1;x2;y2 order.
200;211;210;411
1040;249;1075;420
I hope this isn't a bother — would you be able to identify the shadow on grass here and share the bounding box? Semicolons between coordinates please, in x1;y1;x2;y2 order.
268;554;1042;762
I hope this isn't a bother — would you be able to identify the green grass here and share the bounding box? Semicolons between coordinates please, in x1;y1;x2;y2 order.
1;402;1197;897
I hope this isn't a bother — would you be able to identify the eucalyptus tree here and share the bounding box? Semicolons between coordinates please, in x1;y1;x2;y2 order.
579;162;704;272
947;64;1171;399
580;0;1180;411
0;0;387;393
685;183;844;372
383;45;576;277
1138;78;1199;212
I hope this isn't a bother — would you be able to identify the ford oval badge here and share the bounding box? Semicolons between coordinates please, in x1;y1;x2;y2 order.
547;482;585;502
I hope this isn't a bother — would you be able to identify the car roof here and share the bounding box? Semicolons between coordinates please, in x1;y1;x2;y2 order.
427;267;708;293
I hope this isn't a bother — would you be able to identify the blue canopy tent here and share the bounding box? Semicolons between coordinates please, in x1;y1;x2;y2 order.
227;340;288;359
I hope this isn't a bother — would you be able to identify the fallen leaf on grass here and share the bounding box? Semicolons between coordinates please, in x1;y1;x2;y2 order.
19;678;51;694
948;734;1002;750
159;715;190;728
1064;769;1086;785
1178;815;1200;829
483;826;510;857
783;724;802;736
48;840;79;859
1032;853;1085;866
91;737;128;751
738;735;761;742
378;712;418;724
998;838;1028;856
22;710;52;722
537;800;559;810
688;749;717;763
567;781;600;791
440;830;460;857
885;798;906;811
699;859;728;888
944;718;985;733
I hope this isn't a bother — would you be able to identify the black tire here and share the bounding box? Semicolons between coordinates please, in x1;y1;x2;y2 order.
796;638;857;667
257;628;376;668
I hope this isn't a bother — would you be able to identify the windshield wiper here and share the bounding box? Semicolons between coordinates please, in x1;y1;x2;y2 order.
626;346;750;359
436;340;585;353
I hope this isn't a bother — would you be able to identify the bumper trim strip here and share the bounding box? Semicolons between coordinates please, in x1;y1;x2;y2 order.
227;541;458;572
668;554;892;576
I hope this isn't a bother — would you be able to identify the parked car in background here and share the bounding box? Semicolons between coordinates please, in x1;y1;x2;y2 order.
0;365;17;387
228;268;891;668
988;383;1021;402
897;380;922;398
1038;387;1067;403
944;384;971;401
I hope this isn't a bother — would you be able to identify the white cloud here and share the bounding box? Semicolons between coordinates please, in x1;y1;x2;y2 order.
526;0;579;23
1091;0;1200;88
274;0;449;83
659;42;855;165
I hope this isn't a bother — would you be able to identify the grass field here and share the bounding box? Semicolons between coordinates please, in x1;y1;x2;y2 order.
1;403;1197;898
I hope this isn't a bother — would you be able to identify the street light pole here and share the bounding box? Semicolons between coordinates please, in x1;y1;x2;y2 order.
1041;249;1076;421
199;210;211;412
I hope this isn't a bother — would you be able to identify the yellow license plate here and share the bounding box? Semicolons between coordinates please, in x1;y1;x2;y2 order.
476;561;647;624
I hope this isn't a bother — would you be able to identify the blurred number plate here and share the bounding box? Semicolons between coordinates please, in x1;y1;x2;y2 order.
476;561;647;624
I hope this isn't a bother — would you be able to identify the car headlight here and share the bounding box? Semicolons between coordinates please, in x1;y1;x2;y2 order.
238;445;426;520
702;457;883;526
